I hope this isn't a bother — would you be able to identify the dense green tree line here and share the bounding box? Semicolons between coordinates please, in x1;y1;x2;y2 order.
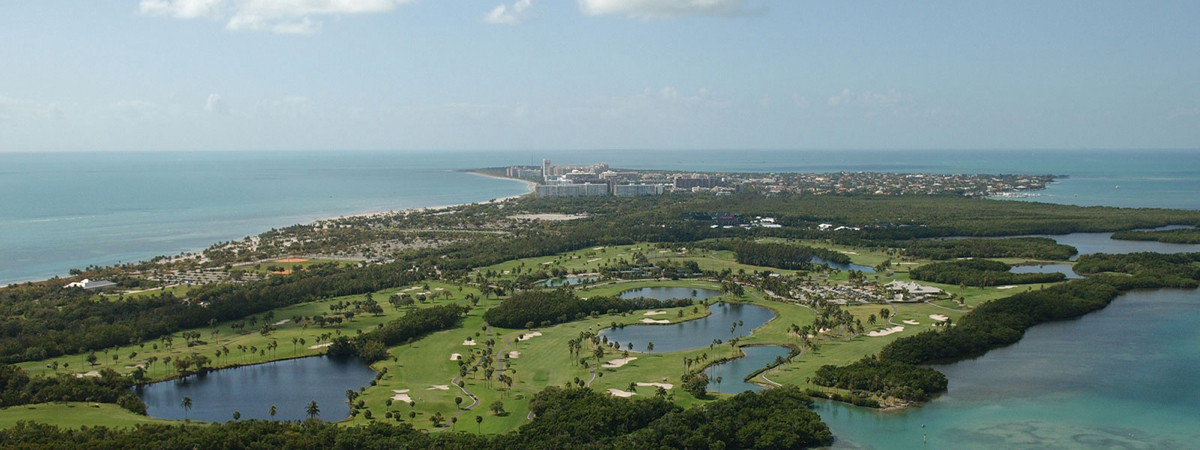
327;304;469;362
899;238;1076;260
482;291;692;329
0;386;831;449
0;365;145;414
1110;228;1200;244
0;262;429;364
811;356;947;402
909;259;1065;286
722;241;848;270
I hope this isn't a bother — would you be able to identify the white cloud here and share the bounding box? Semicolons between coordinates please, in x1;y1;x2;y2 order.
660;86;678;99
577;0;755;19
138;0;413;35
485;0;532;25
205;94;229;114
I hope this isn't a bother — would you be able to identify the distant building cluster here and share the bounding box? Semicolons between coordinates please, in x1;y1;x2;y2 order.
528;159;667;198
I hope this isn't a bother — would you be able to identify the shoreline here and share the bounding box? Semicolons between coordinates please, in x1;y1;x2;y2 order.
2;171;537;288
320;171;535;223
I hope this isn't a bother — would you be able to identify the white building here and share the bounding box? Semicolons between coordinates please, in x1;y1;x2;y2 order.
884;280;943;302
613;184;665;197
65;279;117;290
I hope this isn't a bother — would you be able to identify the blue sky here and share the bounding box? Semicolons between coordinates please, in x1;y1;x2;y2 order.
1;0;1198;151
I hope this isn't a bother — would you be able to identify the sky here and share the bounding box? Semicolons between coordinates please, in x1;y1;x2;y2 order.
1;0;1198;152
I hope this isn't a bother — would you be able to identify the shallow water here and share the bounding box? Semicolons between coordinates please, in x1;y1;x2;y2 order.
599;302;775;354
135;356;375;422
817;288;1200;449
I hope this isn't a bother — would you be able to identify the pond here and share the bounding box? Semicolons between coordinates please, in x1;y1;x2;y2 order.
704;345;791;394
618;286;722;301
135;356;376;422
1009;263;1082;279
812;257;876;273
598;302;775;354
543;276;598;287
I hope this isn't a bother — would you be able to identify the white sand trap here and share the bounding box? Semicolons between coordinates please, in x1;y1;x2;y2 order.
404;286;421;291
74;371;101;378
840;251;859;255
502;270;511;275
607;388;635;398
641;318;670;324
427;385;450;391
309;343;333;350
462;339;476;346
902;320;920;325
658;250;669;254
587;258;602;263
602;357;638;368
996;285;1018;290
391;390;412;403
274;319;290;326
508;351;520;359
643;310;667;316
450;353;461;361
593;247;605;250
435;287;444;291
929;314;949;322
867;326;905;337
517;332;543;341
636;382;674;390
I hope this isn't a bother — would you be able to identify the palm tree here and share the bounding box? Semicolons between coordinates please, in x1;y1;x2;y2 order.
269;405;277;420
476;415;483;433
646;341;654;353
306;401;320;420
181;396;192;420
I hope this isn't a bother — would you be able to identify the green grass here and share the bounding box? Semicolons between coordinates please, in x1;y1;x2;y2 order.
0;403;177;429
9;243;1040;433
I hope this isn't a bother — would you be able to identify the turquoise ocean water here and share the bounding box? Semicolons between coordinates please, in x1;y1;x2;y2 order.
3;149;1199;448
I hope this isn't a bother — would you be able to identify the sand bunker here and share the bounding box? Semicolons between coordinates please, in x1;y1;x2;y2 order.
902;320;920;325
607;388;635;398
587;258;602;263
641;318;670;324
508;351;520;359
450;353;461;361
517;332;543;341
276;258;308;263
309;343;333;350
996;285;1018;290
840;251;859;255
593;247;605;250
391;389;412;403
643;310;667;316
462;339;476;346
75;371;101;378
867;326;905;337
602;357;637;369
929;314;949;322
636;382;674;390
427;385;450;391
403;286;421;291
274;319;290;326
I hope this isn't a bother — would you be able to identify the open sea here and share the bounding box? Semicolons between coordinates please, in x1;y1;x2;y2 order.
2;149;1199;448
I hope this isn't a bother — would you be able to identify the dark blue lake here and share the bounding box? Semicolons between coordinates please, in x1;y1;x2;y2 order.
1009;263;1082;279
705;345;791;394
812;257;876;273
136;356;375;422
618;286;722;301
599;302;774;353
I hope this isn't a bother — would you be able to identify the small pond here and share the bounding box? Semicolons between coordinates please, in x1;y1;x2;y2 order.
135;356;375;422
1009;263;1082;279
598;302;775;354
618;286;722;301
704;345;791;394
812;257;876;273
544;276;598;287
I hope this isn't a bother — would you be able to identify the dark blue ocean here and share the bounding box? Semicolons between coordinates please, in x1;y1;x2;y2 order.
3;149;1198;285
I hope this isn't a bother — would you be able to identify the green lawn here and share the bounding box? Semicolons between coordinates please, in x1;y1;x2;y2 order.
0;403;177;429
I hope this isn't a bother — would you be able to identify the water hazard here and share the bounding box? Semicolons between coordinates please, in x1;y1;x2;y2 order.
704;345;791;394
136;356;376;422
599;302;774;354
618;286;722;301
